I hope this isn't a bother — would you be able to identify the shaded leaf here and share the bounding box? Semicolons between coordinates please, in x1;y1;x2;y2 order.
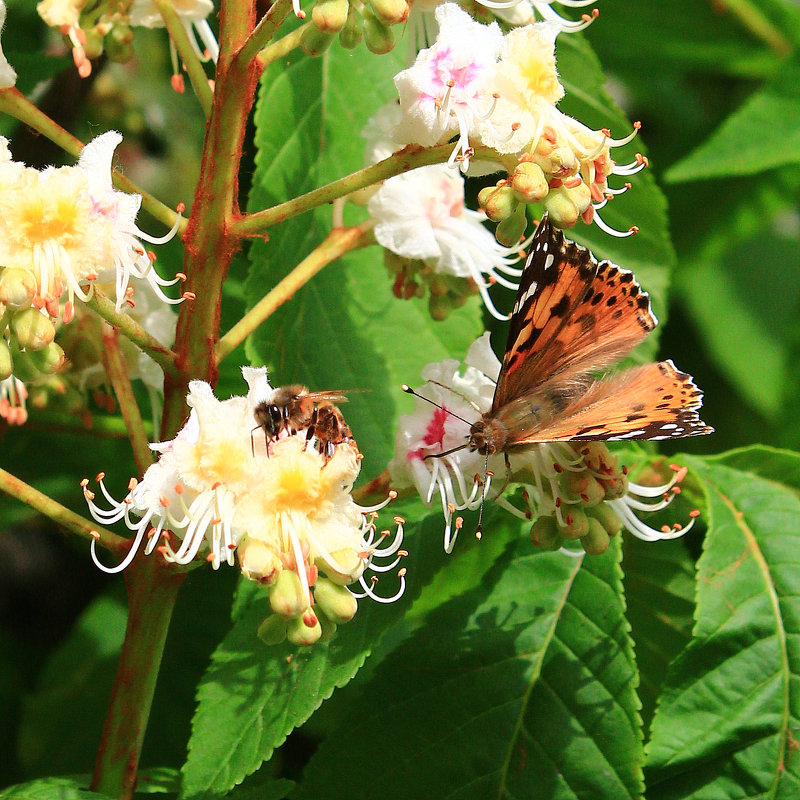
0;776;113;800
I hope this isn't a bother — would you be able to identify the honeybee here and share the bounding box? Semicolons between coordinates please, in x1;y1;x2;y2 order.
306;403;354;460
252;385;350;456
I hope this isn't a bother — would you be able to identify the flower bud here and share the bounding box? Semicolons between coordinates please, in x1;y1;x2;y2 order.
82;27;105;60
511;162;549;203
495;205;527;247
338;5;363;49
318;547;364;585
286;609;322;646
363;8;395;54
560;472;605;507
0;340;12;381
600;474;628;500
314;577;358;623
300;24;335;56
564;180;592;214
428;293;452;321
269;569;309;617
312;0;350;33
367;0;409;26
257;614;287;645
27;342;66;374
530;515;562;550
480;184;517;222
558;508;589;540
106;23;135;63
533;139;578;178
7;348;39;382
588;503;622;537
11;309;56;351
542;186;578;228
0;268;37;308
238;537;282;584
582;517;610;555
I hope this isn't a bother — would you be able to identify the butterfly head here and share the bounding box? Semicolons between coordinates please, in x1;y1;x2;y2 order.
468;416;507;456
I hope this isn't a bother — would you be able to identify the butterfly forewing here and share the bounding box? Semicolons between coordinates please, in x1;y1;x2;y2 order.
493;216;656;412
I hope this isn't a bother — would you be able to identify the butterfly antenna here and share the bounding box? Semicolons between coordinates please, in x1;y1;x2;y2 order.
475;448;490;540
401;384;473;426
424;379;483;414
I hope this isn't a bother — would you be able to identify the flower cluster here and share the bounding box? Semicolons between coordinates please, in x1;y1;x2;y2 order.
390;334;698;553
36;0;218;86
392;4;643;234
84;368;406;646
0;132;182;420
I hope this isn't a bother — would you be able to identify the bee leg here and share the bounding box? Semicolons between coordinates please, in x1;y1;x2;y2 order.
304;407;319;452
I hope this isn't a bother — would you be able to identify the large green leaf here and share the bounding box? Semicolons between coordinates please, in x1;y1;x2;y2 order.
180;508;491;798
0;777;114;800
666;62;800;183
646;446;800;798
244;38;483;476
296;535;644;800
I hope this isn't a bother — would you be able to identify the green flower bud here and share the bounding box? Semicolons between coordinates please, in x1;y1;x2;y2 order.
269;569;308;617
318;547;363;585
558;508;589;540
367;0;409;26
238;537;282;584
106;24;135;63
312;0;350;33
314;577;358;623
0;339;12;382
257;614;288;646
363;8;395;54
564;180;592;214
8;348;39;382
530;515;562;550
11;309;56;351
560;472;605;507
26;341;65;375
300;24;335;56
582;517;610;555
533;144;578;178
480;184;517;223
428;293;451;321
83;27;105;59
286;609;322;646
588;503;622;537
338;4;363;49
600;474;628;500
511;161;549;203
542;186;578;228
0;268;37;308
495;205;527;247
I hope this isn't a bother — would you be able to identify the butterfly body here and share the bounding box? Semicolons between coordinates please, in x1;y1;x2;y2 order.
464;215;712;454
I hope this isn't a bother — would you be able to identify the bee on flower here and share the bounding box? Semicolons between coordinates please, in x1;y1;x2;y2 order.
83;367;406;647
390;334;700;554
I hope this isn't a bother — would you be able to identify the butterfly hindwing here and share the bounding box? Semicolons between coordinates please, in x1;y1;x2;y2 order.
494;216;656;411
499;361;713;445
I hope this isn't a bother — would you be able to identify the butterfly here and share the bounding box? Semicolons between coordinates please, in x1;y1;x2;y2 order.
406;214;712;460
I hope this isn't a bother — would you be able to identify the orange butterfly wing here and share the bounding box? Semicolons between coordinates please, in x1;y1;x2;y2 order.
494;215;655;412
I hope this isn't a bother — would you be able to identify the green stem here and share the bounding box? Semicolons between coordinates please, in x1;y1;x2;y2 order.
232;145;515;236
718;0;792;53
87;290;182;381
215;223;375;364
256;22;309;69
150;0;215;117
0;466;126;551
101;325;154;475
91;557;186;800
0;89;185;233
238;0;295;66
22;411;153;439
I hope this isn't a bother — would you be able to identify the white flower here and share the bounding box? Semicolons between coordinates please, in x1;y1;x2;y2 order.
129;0;219;63
392;334;698;552
490;0;598;32
0;1;17;89
368;165;528;319
78;131;184;311
394;4;505;168
84;368;405;645
0;132;182;320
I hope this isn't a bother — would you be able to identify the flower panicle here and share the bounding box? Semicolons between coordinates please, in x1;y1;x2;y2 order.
83;368;407;647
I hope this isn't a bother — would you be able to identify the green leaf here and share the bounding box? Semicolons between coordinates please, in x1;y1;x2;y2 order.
666;62;800;183
245;41;482;475
180;509;476;798
646;446;800;798
0;776;114;800
296;533;644;800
